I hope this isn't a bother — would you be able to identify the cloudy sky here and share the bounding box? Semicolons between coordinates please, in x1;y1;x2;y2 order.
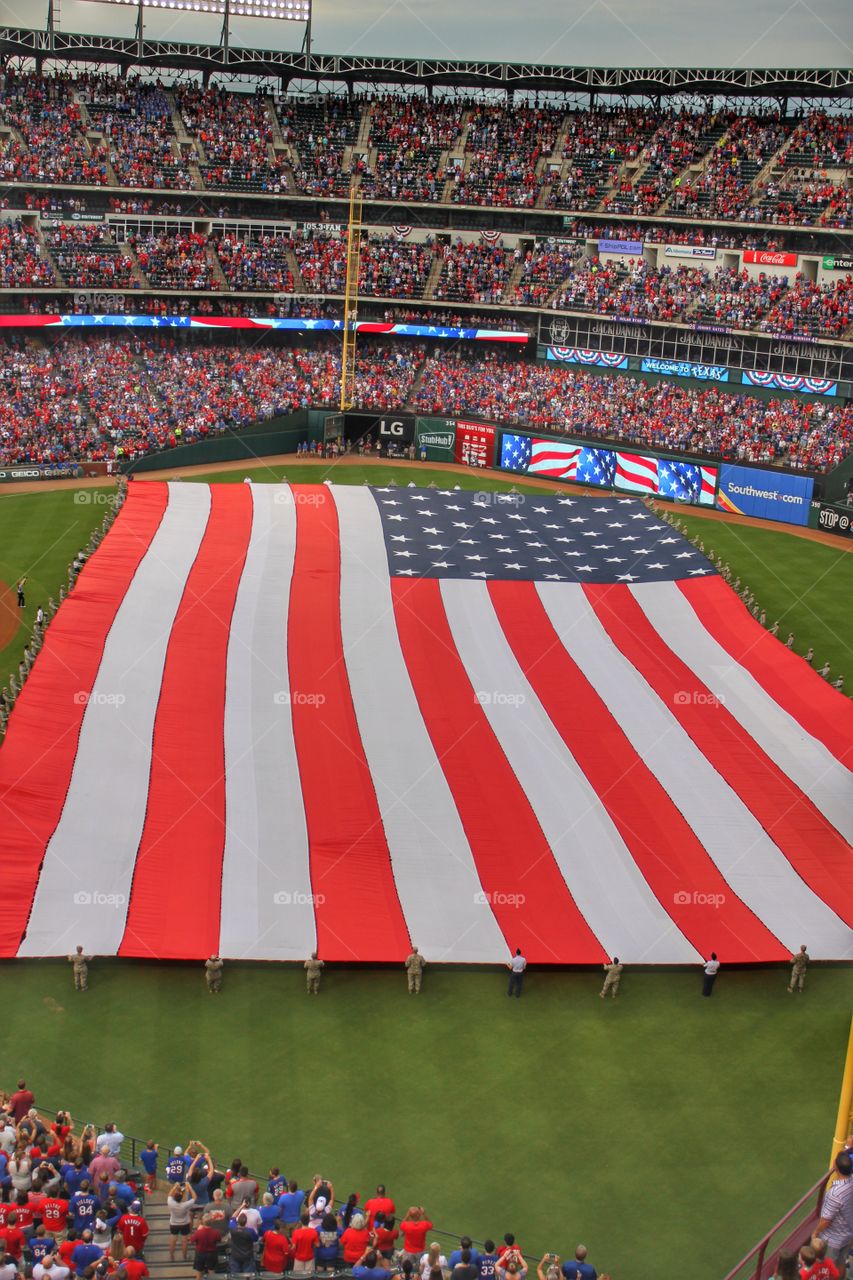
0;0;851;68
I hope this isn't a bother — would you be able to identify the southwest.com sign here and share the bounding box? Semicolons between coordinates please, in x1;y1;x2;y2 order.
716;465;814;526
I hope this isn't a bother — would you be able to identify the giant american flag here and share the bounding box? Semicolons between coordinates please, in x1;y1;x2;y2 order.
0;482;850;964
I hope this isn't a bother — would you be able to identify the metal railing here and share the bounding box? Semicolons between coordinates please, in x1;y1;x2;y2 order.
722;1172;832;1280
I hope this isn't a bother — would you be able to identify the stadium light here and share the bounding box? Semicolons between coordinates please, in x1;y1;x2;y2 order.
88;0;310;18
81;0;313;58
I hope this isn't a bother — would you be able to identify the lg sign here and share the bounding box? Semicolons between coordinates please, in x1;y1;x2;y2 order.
376;417;414;444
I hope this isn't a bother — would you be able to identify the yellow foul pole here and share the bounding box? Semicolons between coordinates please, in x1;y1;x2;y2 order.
340;182;363;412
829;1014;853;1173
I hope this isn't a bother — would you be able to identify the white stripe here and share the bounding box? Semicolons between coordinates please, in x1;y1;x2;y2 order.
635;582;853;845
333;486;508;962
538;584;853;960
440;579;700;964
219;485;315;961
20;483;210;958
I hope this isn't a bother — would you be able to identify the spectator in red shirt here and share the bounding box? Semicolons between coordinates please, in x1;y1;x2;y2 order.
0;1210;26;1259
340;1215;371;1265
41;1196;70;1234
260;1225;292;1276
189;1219;220;1280
115;1207;149;1254
9;1083;34;1124
364;1187;395;1229
117;1246;149;1280
798;1240;840;1280
400;1209;433;1263
290;1213;319;1275
372;1215;399;1259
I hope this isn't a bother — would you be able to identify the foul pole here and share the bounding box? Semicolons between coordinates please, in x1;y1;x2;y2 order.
340;182;363;412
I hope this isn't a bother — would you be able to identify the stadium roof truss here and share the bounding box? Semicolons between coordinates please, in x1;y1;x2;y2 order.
0;25;851;99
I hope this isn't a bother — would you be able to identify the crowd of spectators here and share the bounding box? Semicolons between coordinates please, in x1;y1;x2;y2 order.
0;73;850;229
432;241;510;304
759;272;853;338
412;351;853;470
131;232;215;291
510;240;584;307
215;234;294;294
45;224;138;292
0;220;54;287
0;1087;622;1280
0;334;424;464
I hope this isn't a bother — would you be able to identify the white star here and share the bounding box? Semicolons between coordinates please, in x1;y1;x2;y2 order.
582;531;599;538
465;554;486;562
608;522;625;528
631;513;650;521
423;526;440;535
446;504;463;511
390;535;410;542
533;506;549;514
431;561;451;569
591;544;611;550
554;537;574;544
507;514;524;521
526;541;545;548
688;568;711;575
458;539;480;546
634;549;651;556
648;562;667;569
410;495;428;502
605;557;625;563
397;569;416;576
452;521;473;530
544;523;561;530
481;517;499;526
557;498;575;506
488;533;508;541
428;543;449;551
675;552;694;559
593;506;611;513
387;514;407;522
620;536;639;542
439;491;453;496
617;499;634;505
382;500;401;507
647;524;666;530
393;550;416;558
471;571;493;578
505;563;525;570
576;565;595;573
569;517;587;524
659;537;678;545
544;573;566;580
535;556;557;563
617;573;638;581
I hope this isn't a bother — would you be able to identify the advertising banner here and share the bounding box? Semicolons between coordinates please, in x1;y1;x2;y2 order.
663;245;717;259
0;464;87;483
455;421;495;468
742;251;798;267
741;371;837;396
598;239;644;255
716;465;814;526
822;255;853;272
546;346;629;368
641;357;729;382
0;315;528;343
812;501;853;538
415;418;456;462
499;433;716;504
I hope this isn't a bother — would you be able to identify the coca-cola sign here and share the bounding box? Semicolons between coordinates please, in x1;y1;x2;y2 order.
742;250;798;267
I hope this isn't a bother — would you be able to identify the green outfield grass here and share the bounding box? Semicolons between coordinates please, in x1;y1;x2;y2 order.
0;489;111;681
677;513;853;682
2;962;849;1280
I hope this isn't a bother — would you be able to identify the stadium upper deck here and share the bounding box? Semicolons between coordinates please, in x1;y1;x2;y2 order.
0;71;848;228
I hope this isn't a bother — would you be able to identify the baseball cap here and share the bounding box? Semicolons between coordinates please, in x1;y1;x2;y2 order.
174;1146;183;1155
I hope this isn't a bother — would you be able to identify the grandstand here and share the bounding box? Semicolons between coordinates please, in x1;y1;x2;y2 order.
0;15;851;1280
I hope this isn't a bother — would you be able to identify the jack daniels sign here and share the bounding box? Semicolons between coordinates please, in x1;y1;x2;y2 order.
540;314;853;385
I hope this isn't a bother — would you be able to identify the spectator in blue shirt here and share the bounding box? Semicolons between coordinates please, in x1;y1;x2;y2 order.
561;1247;596;1280
70;1230;103;1276
449;1240;482;1272
62;1161;90;1198
479;1243;500;1280
139;1143;158;1194
352;1248;391;1280
69;1186;98;1233
257;1195;280;1236
165;1149;190;1186
277;1182;305;1229
28;1227;56;1265
267;1169;287;1200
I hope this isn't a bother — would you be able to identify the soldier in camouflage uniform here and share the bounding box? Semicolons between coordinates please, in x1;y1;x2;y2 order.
304;952;324;995
69;945;92;991
205;955;224;993
599;957;623;999
788;945;809;993
405;946;425;994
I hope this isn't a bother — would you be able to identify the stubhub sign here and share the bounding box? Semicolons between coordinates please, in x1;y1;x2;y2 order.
716;465;814;526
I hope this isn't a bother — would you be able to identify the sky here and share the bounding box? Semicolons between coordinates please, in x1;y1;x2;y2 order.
0;0;851;70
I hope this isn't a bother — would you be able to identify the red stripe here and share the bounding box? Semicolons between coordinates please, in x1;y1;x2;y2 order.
0;484;169;957
288;486;411;961
392;578;607;964
118;485;253;959
490;582;785;961
587;583;853;928
679;576;853;767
